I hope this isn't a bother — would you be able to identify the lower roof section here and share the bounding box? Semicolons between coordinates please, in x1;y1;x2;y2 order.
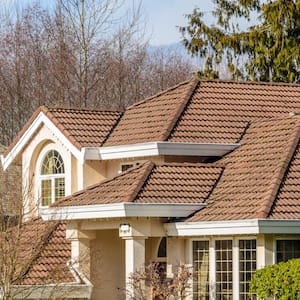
165;219;300;236
41;202;206;221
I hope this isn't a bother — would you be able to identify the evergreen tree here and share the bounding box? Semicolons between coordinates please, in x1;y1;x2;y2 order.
180;0;300;82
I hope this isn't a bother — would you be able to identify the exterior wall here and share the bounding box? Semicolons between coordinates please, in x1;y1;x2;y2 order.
22;125;72;217
90;229;125;300
83;160;107;188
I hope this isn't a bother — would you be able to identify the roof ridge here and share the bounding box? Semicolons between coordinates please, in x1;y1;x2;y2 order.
46;105;123;114
100;112;124;146
123;161;155;202
125;80;195;110
161;79;200;141
268;140;300;218
52;161;153;206
199;78;300;87
257;119;300;218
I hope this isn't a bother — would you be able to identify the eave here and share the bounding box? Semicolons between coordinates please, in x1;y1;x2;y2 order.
84;141;240;160
40;202;206;221
165;219;300;236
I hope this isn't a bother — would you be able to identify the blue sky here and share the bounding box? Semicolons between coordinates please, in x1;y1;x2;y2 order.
142;0;214;45
8;0;215;46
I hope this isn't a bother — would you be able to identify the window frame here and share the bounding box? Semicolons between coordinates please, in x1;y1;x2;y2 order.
36;144;70;207
191;236;257;300
275;238;300;263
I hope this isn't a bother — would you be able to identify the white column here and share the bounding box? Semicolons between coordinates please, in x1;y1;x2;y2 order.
125;237;146;300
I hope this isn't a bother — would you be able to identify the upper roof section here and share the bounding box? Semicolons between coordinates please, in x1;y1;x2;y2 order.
2;106;122;158
105;80;300;146
104;80;198;146
2;79;300;169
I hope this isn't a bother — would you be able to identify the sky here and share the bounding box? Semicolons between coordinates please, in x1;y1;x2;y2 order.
8;0;215;46
141;0;214;46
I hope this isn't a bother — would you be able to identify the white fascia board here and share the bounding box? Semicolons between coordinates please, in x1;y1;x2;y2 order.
1;112;85;170
85;141;240;161
40;202;206;221
165;219;300;236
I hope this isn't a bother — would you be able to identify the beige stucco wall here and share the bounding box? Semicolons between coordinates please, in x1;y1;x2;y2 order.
90;229;125;300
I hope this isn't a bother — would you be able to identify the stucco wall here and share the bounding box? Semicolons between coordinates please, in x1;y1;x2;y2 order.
90;229;125;300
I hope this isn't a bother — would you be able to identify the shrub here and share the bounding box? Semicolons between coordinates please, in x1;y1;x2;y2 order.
249;258;300;299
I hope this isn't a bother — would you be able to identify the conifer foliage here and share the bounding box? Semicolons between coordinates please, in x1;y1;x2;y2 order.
180;0;300;82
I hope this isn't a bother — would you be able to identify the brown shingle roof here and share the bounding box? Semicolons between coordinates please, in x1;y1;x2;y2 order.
269;141;300;219
53;161;224;207
104;80;199;146
169;80;300;143
2;106;122;158
188;116;300;222
12;218;75;285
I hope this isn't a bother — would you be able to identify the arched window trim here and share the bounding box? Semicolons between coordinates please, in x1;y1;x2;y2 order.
37;146;66;207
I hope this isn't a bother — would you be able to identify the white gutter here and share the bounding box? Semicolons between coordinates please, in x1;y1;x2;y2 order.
84;141;240;160
40;202;206;221
165;219;300;236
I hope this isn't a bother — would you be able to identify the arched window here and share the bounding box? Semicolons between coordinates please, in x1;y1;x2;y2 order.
40;150;65;206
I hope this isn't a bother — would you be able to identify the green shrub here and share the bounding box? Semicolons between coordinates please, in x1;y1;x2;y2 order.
249;258;300;299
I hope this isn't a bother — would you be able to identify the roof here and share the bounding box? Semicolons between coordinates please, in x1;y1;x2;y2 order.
104;80;199;146
2;106;122;158
188;116;300;221
11;218;76;285
53;161;224;207
105;80;300;146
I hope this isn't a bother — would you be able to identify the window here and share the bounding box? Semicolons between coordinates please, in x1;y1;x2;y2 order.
239;239;256;300
40;150;65;206
276;240;300;263
193;241;209;300
216;240;233;300
192;238;256;300
156;237;167;281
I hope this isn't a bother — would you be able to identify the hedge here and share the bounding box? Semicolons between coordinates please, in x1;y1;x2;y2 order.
249;258;300;299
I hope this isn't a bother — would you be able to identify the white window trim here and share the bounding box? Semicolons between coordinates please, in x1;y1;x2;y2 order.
190;236;257;300
36;144;71;208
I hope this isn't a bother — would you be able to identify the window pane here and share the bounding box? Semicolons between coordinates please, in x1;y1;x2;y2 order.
276;240;300;263
41;180;51;206
216;240;232;299
157;237;167;258
41;150;65;175
239;239;256;300
193;241;210;300
55;178;65;201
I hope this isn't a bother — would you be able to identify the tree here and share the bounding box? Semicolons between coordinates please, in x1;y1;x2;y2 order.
180;0;300;83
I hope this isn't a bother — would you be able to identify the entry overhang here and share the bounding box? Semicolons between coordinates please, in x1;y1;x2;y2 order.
40;202;206;221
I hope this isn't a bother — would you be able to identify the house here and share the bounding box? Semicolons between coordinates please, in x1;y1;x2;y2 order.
1;79;300;300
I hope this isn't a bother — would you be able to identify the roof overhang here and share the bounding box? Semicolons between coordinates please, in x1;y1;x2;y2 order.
165;219;300;236
84;141;240;160
0;112;85;171
40;202;206;221
6;265;93;299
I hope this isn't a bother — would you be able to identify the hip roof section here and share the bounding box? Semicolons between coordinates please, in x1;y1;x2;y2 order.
188;116;300;222
53;161;224;207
